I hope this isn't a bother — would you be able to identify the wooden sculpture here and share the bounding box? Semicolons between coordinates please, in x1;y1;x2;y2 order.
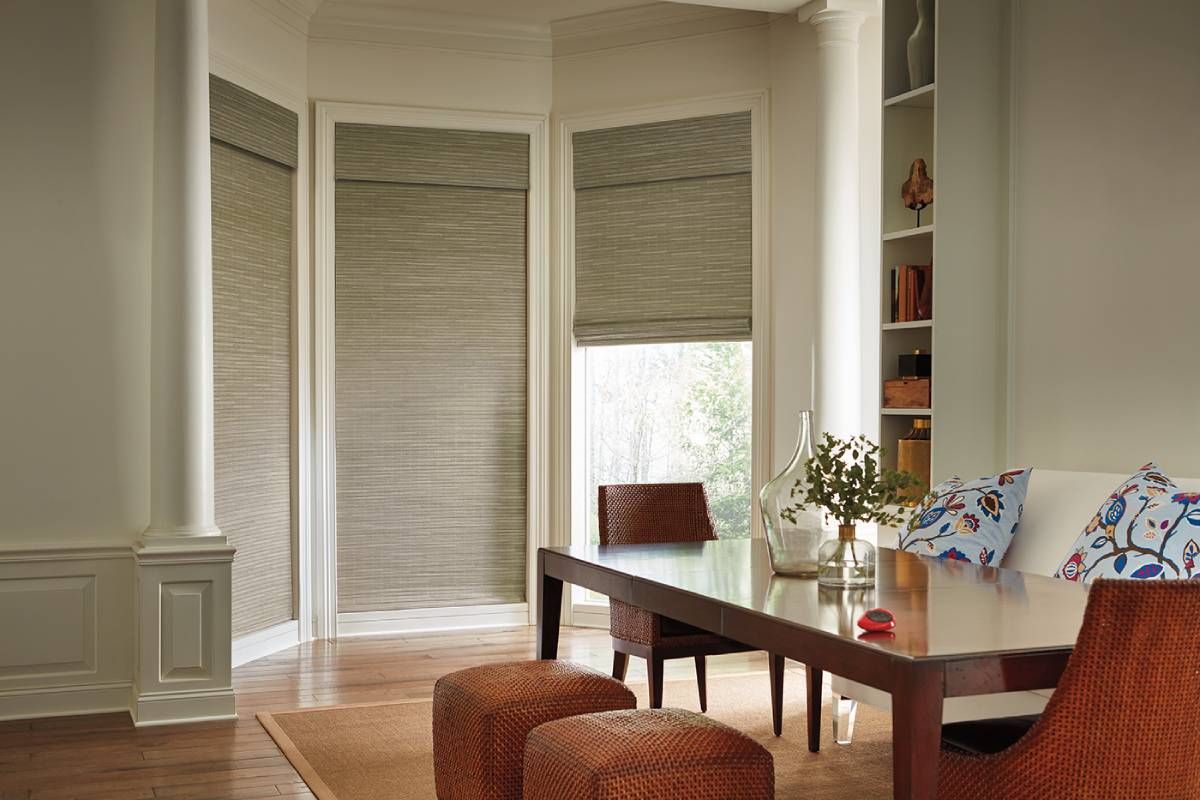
901;158;934;226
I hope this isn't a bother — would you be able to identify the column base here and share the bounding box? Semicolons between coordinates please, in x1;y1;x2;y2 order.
133;535;236;726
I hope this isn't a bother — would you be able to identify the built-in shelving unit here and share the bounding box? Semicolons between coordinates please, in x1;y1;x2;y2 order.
875;0;1009;482
879;0;935;473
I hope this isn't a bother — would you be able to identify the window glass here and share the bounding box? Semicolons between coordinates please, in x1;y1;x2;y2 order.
581;341;753;546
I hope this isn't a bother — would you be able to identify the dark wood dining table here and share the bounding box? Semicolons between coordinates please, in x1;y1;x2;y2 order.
536;538;1091;800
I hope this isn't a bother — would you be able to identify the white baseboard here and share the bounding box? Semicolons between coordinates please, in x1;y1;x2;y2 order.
232;620;302;668
570;602;610;630
132;687;238;727
337;602;529;637
0;681;133;723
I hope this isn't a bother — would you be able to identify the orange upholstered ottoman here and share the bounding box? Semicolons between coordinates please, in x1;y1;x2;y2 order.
432;660;636;800
523;708;775;800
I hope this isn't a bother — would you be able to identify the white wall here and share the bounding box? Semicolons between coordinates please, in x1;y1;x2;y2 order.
1007;0;1200;477
309;42;552;113
552;25;770;115
0;0;156;547
209;0;309;101
0;0;154;721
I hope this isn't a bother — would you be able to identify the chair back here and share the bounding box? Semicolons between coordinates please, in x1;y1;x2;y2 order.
1020;580;1200;796
598;483;717;546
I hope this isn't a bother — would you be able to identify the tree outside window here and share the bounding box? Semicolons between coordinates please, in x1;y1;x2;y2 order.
584;341;753;543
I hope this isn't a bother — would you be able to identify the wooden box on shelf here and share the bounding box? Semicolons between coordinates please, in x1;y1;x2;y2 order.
883;378;930;409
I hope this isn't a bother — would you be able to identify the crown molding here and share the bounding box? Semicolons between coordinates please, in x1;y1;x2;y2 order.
553;2;735;38
310;1;554;58
248;0;322;37
552;3;770;58
305;1;770;60
285;0;325;16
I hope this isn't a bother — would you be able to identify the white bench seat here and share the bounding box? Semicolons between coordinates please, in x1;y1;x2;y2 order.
830;468;1200;743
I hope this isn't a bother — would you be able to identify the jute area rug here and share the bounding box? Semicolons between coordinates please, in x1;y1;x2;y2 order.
259;671;893;799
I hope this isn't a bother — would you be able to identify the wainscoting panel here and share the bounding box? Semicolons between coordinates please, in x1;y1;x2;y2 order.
0;575;95;675
161;581;213;682
0;548;134;720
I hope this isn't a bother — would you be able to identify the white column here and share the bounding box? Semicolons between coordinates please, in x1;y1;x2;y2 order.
805;2;868;438
134;0;235;726
146;0;220;541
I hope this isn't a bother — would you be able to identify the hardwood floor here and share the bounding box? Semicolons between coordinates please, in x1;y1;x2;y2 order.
0;626;793;800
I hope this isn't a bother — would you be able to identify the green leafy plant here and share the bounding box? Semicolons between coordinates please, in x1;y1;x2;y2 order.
802;434;923;528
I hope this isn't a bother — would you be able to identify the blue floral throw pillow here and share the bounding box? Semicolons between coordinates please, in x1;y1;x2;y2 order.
897;469;1032;567
1054;463;1200;583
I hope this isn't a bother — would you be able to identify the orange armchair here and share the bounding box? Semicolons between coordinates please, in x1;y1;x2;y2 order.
938;580;1200;799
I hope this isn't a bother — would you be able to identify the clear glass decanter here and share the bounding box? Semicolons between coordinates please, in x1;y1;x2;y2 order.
817;524;877;588
758;410;823;577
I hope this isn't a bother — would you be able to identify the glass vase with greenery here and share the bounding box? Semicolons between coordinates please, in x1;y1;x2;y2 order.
802;434;923;587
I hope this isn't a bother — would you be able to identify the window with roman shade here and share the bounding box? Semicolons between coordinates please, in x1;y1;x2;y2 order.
572;112;753;345
333;123;529;613
209;76;298;638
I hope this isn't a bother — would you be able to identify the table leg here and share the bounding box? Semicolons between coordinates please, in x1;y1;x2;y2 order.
536;551;563;660
805;663;823;752
891;662;945;800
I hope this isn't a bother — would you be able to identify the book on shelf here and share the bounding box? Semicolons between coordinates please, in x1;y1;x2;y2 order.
890;263;933;323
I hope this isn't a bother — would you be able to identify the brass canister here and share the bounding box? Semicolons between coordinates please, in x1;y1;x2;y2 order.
897;419;932;503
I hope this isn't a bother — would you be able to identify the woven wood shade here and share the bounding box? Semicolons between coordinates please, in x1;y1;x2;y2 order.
572;112;752;345
335;123;529;189
334;124;528;612
210;78;297;637
210;75;298;169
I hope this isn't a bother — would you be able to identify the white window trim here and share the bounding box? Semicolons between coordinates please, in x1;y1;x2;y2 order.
553;91;773;627
313;101;551;639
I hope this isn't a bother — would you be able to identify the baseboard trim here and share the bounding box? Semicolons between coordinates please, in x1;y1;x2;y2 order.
570;602;610;630
0;681;133;723
337;602;529;637
133;687;237;727
232;620;302;668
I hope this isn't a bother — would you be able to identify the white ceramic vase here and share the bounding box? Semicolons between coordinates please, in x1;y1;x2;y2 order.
907;0;935;90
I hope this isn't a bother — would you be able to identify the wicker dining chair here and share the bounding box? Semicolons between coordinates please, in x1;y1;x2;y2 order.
599;482;791;738
937;580;1200;799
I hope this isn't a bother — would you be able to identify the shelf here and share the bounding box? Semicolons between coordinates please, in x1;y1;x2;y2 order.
882;407;932;416
884;83;936;109
883;320;932;331
883;224;934;241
